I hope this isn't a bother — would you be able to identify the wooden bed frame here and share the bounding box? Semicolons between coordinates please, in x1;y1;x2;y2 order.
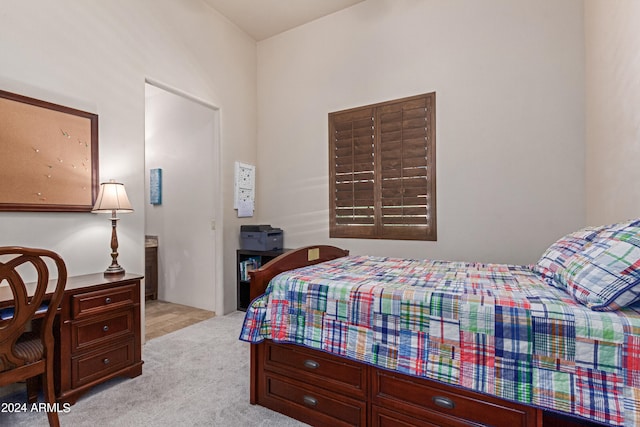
247;245;601;427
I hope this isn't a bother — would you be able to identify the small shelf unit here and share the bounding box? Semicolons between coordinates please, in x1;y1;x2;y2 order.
236;249;287;311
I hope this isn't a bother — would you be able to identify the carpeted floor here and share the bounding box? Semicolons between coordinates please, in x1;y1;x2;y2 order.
0;311;308;427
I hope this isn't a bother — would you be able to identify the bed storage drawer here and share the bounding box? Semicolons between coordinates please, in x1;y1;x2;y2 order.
261;372;366;427
371;404;469;427
372;369;538;427
263;341;366;398
253;342;542;427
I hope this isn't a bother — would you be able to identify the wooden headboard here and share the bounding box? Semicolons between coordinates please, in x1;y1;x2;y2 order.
248;245;349;301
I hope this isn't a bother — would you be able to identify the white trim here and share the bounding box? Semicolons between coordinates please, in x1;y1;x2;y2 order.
145;78;220;111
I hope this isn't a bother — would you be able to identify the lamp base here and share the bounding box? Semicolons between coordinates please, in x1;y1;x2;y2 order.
104;265;125;276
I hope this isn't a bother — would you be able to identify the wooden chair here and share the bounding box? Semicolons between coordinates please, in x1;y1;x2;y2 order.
0;247;67;427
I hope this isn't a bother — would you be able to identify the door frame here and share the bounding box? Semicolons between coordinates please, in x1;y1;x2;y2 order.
144;78;224;316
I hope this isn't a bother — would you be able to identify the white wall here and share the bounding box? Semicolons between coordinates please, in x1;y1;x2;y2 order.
256;0;586;264
585;0;640;225
0;0;257;314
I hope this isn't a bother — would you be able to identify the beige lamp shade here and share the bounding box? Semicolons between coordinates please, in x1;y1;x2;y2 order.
92;180;133;213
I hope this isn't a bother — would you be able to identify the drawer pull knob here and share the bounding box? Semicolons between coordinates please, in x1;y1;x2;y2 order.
303;359;319;369
102;325;109;332
103;358;110;365
303;395;318;407
105;297;112;304
433;396;455;410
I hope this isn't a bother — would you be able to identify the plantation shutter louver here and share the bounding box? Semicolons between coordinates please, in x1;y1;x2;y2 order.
330;107;376;238
329;92;436;241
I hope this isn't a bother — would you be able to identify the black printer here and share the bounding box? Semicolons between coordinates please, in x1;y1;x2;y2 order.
240;225;284;251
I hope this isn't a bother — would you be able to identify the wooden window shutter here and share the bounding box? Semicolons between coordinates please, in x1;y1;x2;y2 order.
377;94;436;240
330;92;436;241
329;107;376;238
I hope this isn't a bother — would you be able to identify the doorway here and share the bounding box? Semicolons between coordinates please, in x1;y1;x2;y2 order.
144;81;222;314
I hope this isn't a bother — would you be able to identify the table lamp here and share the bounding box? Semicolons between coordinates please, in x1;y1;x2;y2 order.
92;179;133;276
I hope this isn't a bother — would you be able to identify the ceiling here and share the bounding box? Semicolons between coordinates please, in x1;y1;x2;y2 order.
202;0;366;41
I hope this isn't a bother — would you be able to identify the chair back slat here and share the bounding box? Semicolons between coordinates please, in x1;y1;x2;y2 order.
0;247;67;371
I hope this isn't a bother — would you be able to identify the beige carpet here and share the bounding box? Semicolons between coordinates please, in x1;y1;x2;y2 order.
0;311;307;427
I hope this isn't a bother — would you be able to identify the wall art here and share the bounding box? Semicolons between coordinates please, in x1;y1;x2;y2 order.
0;89;99;212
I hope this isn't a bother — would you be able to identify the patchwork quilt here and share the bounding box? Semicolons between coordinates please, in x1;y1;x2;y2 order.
240;255;640;426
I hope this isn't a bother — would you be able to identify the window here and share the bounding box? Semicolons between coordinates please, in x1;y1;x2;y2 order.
329;92;436;241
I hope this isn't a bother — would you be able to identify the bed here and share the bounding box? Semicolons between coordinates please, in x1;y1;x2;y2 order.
240;219;640;426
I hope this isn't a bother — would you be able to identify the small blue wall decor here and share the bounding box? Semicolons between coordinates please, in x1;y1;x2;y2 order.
150;168;162;205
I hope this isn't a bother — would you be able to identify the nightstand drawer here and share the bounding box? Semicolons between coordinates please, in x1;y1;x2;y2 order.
71;338;134;388
71;284;137;319
264;341;366;398
72;309;134;351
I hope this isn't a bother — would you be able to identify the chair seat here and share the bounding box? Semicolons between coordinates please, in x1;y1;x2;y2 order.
0;333;44;371
15;332;44;363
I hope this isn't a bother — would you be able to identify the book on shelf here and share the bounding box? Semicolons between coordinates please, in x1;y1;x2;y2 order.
240;257;260;281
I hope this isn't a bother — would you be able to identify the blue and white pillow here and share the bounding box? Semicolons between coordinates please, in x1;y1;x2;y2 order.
533;226;603;289
560;221;640;311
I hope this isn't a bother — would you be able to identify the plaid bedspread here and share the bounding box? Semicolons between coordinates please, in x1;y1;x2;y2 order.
240;255;640;426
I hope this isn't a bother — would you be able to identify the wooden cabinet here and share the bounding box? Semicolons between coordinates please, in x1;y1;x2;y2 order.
145;245;158;300
251;341;539;427
56;273;143;404
145;236;158;300
236;249;286;311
